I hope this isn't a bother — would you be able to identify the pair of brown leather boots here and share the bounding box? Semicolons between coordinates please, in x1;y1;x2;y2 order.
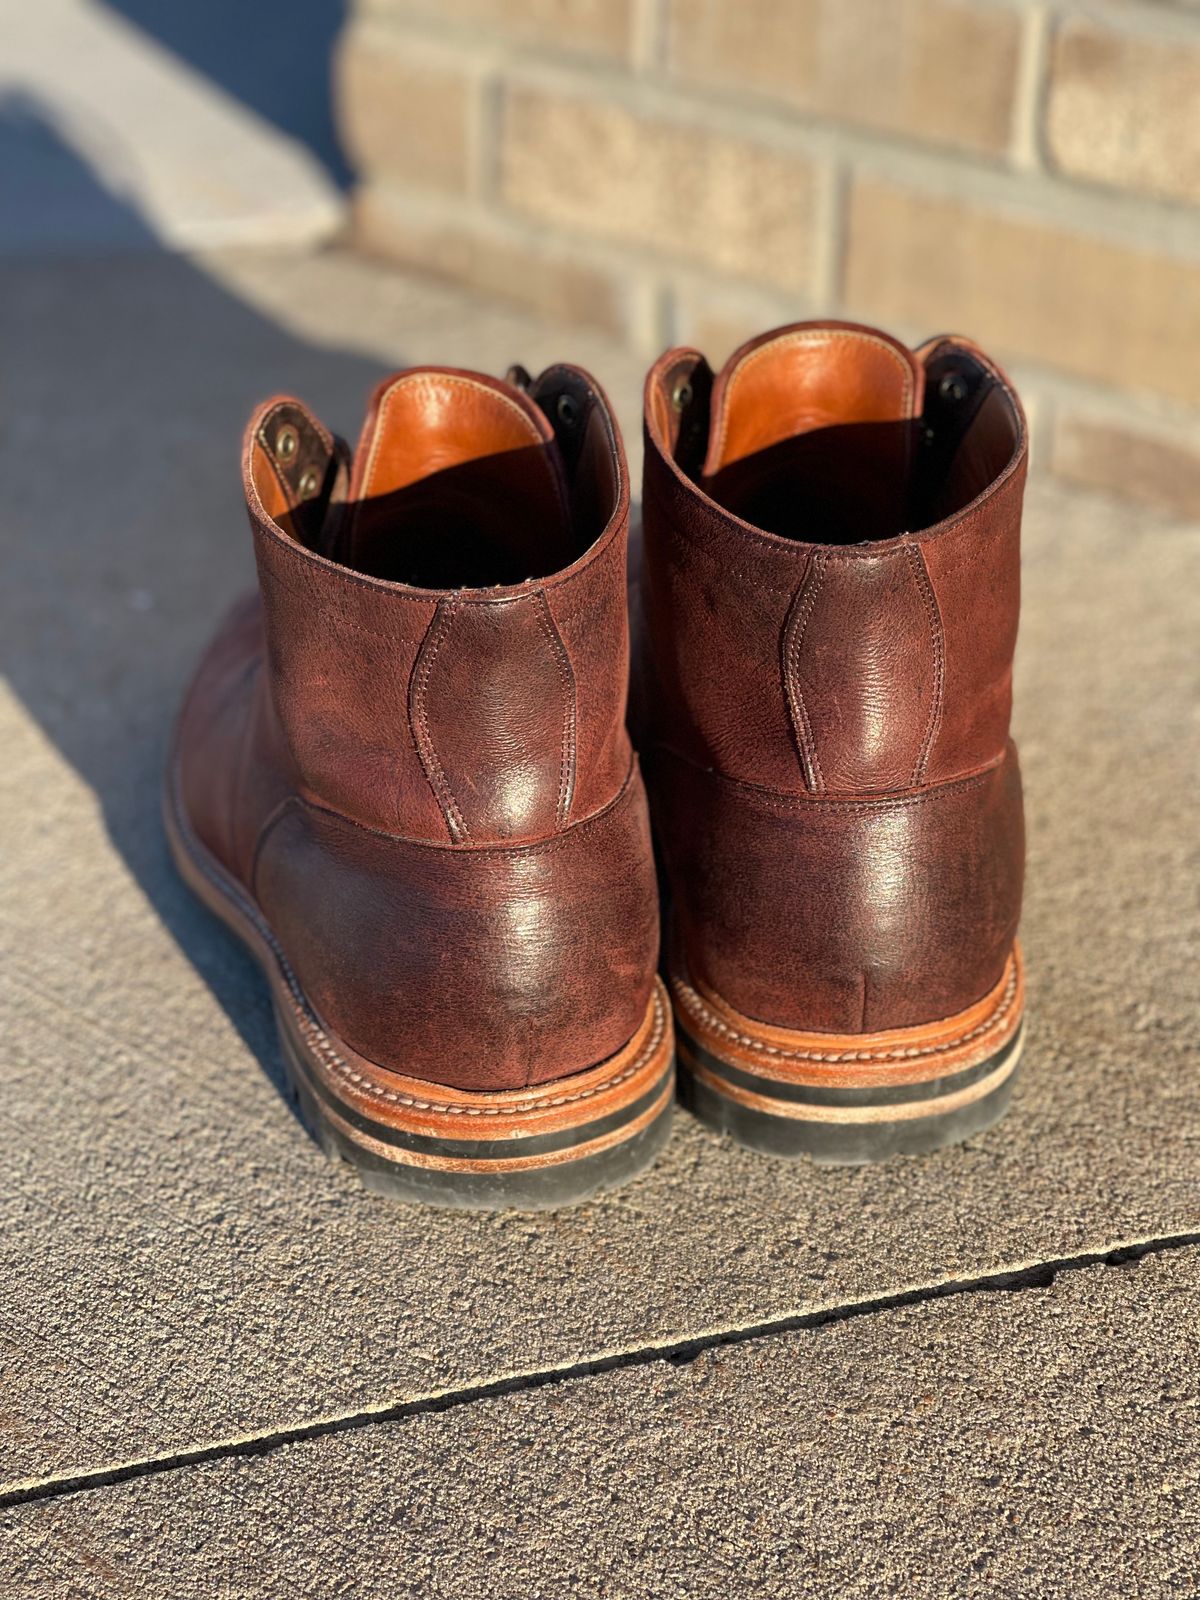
167;320;1027;1209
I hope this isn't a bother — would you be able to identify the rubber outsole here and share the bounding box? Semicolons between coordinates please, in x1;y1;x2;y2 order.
671;946;1024;1165
164;759;675;1210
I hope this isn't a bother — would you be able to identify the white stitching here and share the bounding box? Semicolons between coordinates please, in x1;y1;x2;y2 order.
782;552;828;792
672;962;1018;1066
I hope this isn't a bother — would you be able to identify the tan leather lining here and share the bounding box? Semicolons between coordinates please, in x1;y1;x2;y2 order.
353;371;556;501
703;324;924;477
340;368;573;582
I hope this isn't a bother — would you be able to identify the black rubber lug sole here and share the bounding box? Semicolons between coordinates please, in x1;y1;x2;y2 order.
279;1014;676;1211
677;1027;1022;1166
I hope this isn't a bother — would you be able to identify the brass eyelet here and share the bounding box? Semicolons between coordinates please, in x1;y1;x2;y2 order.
671;378;693;411
298;467;321;497
556;393;578;427
275;423;299;461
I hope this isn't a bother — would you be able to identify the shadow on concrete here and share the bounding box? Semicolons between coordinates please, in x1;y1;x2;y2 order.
0;90;164;255
0;101;386;1122
97;0;353;186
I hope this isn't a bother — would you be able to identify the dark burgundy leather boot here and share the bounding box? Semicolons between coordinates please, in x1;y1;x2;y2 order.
167;364;673;1207
639;321;1026;1163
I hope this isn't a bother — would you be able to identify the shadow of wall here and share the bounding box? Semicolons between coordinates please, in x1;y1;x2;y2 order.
0;101;384;1118
97;0;352;185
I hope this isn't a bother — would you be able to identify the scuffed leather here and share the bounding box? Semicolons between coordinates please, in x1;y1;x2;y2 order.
652;744;1024;1032
177;364;657;1091
176;590;268;876
639;320;1028;1032
253;769;658;1091
921;452;1023;781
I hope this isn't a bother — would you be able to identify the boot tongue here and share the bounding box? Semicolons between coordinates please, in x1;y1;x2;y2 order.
342;368;573;585
702;323;924;478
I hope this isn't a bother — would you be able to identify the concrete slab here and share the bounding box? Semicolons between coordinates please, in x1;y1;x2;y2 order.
6;1248;1199;1597
0;244;1197;1490
0;0;343;254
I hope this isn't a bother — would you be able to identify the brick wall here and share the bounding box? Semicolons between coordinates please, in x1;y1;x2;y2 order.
336;0;1200;519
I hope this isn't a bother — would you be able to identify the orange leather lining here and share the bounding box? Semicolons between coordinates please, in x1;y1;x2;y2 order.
250;438;292;523
341;368;572;580
351;370;557;501
703;323;924;476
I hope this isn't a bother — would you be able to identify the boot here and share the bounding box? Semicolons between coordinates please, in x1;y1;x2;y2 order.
638;320;1026;1163
167;363;673;1207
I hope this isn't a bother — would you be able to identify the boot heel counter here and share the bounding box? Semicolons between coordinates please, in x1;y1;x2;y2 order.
655;744;1024;1033
253;769;661;1091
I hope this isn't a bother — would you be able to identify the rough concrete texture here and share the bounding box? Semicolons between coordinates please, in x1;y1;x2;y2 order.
8;1250;1200;1598
1;245;1198;1501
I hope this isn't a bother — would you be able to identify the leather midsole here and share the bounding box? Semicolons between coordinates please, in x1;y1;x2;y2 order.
679;1028;1022;1123
670;943;1024;1093
293;1062;675;1174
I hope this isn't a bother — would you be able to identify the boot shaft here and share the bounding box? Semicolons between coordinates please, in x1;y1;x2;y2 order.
244;365;633;844
640;321;1027;1036
173;363;661;1102
641;321;1026;797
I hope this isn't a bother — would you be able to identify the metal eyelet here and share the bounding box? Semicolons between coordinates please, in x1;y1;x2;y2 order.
556;393;579;427
297;467;321;498
938;371;969;405
671;378;693;411
275;423;299;461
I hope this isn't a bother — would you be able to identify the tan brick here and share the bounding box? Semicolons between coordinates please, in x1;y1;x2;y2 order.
500;86;818;293
353;184;641;340
669;283;812;367
358;0;636;61
336;25;476;193
1051;408;1200;522
667;0;1020;157
364;0;640;58
1045;18;1200;206
844;179;1200;408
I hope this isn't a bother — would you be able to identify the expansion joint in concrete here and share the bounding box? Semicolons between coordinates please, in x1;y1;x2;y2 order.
4;1228;1197;1512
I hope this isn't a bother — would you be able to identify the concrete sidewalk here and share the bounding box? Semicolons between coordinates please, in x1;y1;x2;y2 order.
1;243;1198;1596
0;0;343;254
9;1251;1199;1597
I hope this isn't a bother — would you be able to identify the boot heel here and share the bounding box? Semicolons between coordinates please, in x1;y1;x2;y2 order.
166;760;674;1210
671;946;1024;1165
274;978;675;1211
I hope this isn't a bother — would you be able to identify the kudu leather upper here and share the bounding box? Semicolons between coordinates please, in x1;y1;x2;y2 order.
176;365;659;1092
638;321;1027;1033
